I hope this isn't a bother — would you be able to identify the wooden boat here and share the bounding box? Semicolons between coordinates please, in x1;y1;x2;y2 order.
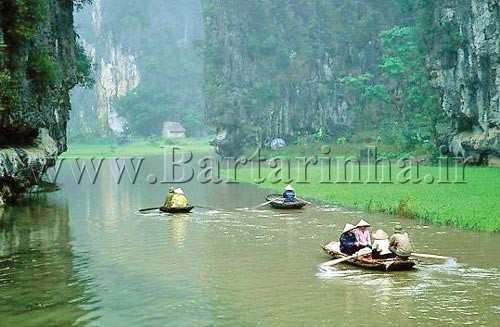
265;194;308;209
321;241;416;271
159;206;194;214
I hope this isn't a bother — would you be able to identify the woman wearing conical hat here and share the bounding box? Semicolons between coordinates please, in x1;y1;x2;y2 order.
163;187;176;207
371;229;393;259
355;219;371;247
282;185;296;203
339;223;362;255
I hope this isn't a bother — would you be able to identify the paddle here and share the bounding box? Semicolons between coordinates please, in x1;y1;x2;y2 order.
300;198;321;208
251;200;274;210
320;247;372;267
139;206;160;212
411;253;455;261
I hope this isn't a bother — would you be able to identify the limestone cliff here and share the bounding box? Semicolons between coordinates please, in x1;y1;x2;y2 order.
0;0;83;203
202;0;406;157
70;0;204;139
70;0;140;137
426;0;499;161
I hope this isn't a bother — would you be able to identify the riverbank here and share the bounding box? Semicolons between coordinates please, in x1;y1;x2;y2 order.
62;137;213;158
232;164;500;232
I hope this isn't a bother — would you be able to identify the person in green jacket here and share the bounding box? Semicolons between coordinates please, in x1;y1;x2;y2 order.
164;187;175;207
167;188;190;208
389;225;413;259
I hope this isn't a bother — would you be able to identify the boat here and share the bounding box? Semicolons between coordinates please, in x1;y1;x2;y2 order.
321;241;416;271
159;206;194;214
265;194;308;209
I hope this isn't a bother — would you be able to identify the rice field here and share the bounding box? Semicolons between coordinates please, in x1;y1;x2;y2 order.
229;160;500;232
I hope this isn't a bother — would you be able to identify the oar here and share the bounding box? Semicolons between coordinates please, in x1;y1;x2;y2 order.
300;198;321;208
139;206;160;212
411;253;455;261
320;248;372;267
251;200;274;210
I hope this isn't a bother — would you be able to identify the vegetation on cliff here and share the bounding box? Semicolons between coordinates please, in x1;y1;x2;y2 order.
0;0;93;202
201;0;499;161
70;0;205;139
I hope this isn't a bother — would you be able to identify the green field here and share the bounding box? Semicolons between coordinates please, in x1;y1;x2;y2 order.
229;161;500;232
62;137;213;158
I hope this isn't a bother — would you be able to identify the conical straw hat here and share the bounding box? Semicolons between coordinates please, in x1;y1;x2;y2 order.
174;188;185;195
285;185;294;191
342;223;356;234
356;219;371;227
372;229;389;240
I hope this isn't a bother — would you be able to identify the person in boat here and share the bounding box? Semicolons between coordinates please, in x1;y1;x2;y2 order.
339;223;363;255
163;187;175;207
282;185;296;203
371;229;394;259
355;219;371;248
389;225;413;259
166;188;190;208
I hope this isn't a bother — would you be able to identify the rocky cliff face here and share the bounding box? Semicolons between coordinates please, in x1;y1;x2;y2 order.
427;0;499;161
0;0;80;203
202;0;406;156
70;0;204;138
70;0;140;137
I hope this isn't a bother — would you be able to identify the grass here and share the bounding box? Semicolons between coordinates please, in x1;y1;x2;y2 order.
228;161;500;232
62;137;213;158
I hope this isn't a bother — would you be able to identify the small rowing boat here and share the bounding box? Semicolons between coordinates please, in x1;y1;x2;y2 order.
321;241;416;271
265;194;308;209
159;206;194;214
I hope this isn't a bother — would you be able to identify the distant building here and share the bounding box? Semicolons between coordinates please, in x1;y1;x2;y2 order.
162;122;186;139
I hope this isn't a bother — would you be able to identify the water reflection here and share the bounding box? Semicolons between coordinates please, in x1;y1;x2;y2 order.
0;195;95;326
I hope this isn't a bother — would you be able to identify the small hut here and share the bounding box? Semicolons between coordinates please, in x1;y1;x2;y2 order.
162;122;186;139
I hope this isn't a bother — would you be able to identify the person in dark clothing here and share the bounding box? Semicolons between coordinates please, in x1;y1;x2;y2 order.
282;185;296;203
339;223;362;255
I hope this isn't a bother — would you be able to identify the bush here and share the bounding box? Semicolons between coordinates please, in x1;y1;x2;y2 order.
27;46;61;91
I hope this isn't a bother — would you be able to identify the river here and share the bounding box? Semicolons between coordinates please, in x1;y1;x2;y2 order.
1;156;499;326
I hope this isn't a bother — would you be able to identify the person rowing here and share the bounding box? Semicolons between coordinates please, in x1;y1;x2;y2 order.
282;184;296;203
165;188;190;209
389;224;413;260
163;187;175;207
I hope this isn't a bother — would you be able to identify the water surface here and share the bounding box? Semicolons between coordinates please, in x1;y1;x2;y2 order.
1;157;499;326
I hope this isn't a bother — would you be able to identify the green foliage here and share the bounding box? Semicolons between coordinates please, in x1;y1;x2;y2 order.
314;127;329;142
339;24;444;151
0;71;20;113
73;0;93;12
336;137;348;146
75;41;94;88
116;85;174;137
5;0;48;42
27;46;61;92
